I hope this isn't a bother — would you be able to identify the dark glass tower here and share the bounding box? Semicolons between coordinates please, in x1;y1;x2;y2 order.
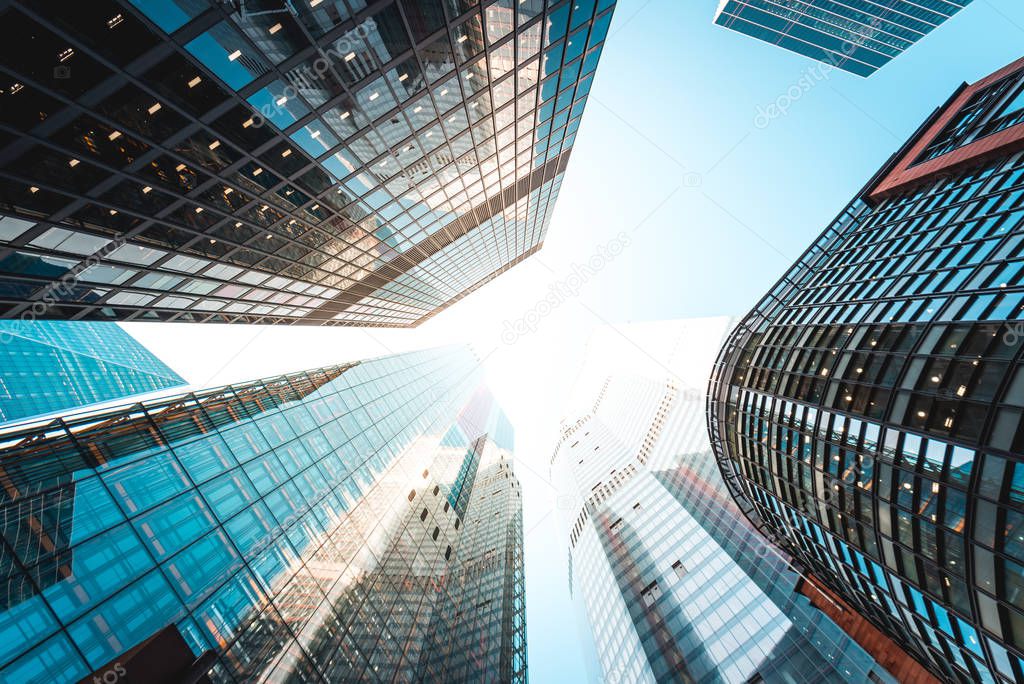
0;346;527;683
0;319;185;423
713;0;976;77
0;0;614;326
709;58;1024;683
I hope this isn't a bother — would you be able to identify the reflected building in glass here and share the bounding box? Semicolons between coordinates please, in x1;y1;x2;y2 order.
0;319;185;424
0;0;614;326
713;0;975;77
0;346;527;683
709;58;1024;683
552;318;896;683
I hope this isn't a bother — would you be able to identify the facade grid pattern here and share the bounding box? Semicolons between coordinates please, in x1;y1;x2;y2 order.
709;61;1024;684
713;0;975;77
0;319;184;424
0;0;614;327
0;346;528;683
554;320;894;683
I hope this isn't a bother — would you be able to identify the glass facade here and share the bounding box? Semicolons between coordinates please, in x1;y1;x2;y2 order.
713;0;976;77
0;319;184;424
0;346;527;683
709;60;1024;683
0;0;614;326
553;318;894;683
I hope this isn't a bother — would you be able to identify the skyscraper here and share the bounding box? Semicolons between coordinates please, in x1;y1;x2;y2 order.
709;57;1024;683
713;0;975;77
0;319;184;423
0;346;527;683
0;0;614;326
552;318;897;683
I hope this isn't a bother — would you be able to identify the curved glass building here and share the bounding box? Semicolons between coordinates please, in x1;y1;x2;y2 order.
709;58;1024;683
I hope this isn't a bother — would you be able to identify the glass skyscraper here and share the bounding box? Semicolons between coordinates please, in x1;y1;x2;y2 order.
552;318;895;683
713;0;975;77
0;319;184;424
709;58;1024;682
0;346;527;683
0;0;614;327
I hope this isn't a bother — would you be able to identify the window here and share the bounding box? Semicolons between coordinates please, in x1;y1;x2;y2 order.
0;216;35;243
185;22;269;90
640;580;661;607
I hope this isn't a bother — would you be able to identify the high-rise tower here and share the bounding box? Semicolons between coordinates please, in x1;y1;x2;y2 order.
0;319;184;423
0;0;614;326
0;346;527;683
713;0;975;77
709;58;1024;683
553;318;897;683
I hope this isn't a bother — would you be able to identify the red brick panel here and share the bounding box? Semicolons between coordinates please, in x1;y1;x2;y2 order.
870;57;1024;201
798;574;941;684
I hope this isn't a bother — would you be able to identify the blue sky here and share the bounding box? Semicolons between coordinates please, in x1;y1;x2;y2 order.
125;1;1024;682
560;0;1024;328
515;0;1024;681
